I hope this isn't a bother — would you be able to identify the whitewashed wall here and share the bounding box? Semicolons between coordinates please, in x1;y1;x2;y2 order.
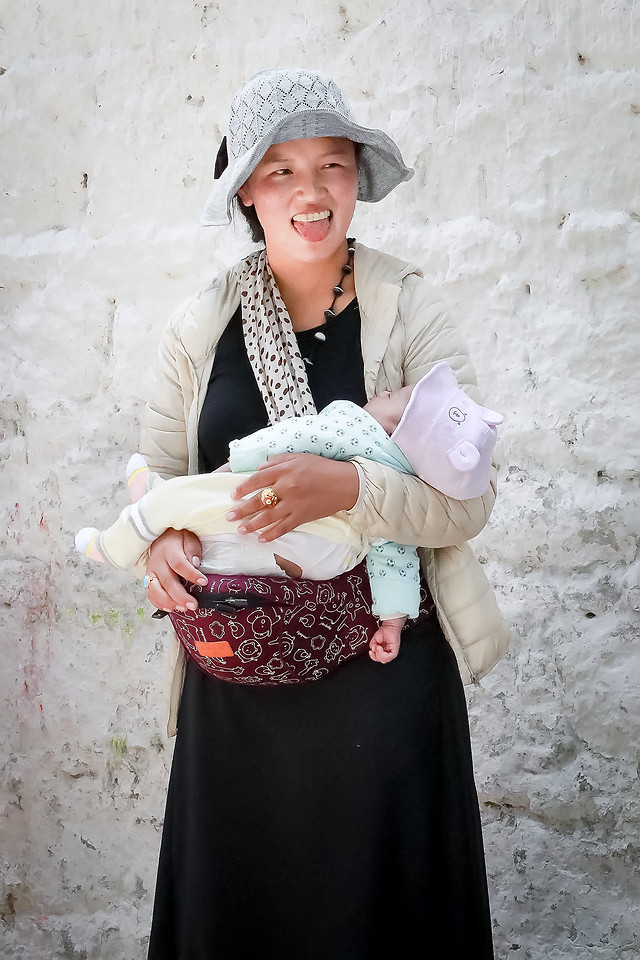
1;0;639;956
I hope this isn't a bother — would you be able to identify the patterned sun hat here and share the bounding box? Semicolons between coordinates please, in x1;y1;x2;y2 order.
201;68;414;226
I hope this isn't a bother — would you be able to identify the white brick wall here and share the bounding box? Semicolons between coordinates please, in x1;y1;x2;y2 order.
1;1;638;956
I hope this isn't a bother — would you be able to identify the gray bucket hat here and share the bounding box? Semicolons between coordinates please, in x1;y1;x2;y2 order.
201;68;414;226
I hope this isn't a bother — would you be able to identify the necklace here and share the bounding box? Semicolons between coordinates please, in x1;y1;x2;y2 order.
302;238;355;367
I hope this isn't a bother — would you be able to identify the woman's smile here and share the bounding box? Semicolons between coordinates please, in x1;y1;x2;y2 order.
291;208;332;242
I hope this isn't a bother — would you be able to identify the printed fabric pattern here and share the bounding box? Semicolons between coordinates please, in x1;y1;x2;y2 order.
238;248;317;424
168;562;435;684
228;70;351;158
228;399;412;473
169;563;377;683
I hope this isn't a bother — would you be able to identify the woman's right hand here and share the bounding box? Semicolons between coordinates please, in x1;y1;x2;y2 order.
145;528;206;612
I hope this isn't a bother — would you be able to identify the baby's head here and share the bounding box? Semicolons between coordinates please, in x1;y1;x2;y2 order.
363;384;415;435
364;362;503;499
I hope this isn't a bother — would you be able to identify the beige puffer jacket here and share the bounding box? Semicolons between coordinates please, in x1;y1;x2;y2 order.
140;242;510;736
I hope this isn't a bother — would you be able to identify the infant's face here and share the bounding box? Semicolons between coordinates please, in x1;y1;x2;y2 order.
364;385;414;435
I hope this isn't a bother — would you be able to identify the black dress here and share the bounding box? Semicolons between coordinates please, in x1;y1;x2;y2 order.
147;302;494;959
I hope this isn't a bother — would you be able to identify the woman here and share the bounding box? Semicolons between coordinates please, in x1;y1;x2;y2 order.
142;68;508;959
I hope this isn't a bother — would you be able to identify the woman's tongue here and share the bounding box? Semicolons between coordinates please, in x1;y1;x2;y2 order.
292;214;331;242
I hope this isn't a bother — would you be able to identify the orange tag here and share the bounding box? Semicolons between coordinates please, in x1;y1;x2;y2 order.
194;640;234;659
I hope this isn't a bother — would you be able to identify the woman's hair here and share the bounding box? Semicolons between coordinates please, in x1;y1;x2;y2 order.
236;197;265;244
234;142;363;246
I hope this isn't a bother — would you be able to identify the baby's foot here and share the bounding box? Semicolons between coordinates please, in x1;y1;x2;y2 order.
75;527;105;563
126;454;150;502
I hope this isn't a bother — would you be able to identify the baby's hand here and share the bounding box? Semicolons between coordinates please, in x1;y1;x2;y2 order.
369;617;406;664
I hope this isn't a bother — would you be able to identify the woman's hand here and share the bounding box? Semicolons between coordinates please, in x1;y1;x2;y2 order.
227;453;359;542
145;527;207;612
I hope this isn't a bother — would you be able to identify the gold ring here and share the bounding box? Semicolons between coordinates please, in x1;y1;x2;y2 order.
260;487;279;508
144;575;158;589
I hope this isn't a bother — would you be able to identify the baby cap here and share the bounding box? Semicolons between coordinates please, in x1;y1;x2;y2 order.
390;361;503;499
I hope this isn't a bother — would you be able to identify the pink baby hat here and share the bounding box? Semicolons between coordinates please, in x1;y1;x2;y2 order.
390;361;503;499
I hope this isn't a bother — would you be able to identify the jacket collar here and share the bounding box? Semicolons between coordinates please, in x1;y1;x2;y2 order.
353;242;422;396
176;241;422;391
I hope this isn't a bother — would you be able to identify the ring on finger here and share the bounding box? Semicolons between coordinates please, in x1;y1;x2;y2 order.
260;487;279;508
144;574;158;590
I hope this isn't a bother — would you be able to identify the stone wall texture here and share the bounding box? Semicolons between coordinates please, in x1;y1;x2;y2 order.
1;0;639;957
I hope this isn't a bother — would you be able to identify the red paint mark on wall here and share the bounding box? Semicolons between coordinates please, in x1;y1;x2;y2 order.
39;514;49;532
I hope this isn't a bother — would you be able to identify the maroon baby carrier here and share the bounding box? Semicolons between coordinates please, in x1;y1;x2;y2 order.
168;561;435;684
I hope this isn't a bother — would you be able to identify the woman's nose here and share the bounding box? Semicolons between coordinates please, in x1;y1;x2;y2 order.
296;169;326;200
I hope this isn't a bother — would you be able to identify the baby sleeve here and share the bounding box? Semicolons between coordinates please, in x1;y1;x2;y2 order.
365;541;421;620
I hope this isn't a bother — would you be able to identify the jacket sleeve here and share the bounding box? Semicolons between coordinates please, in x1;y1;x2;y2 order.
126;325;192;580
349;275;497;548
347;463;497;548
139;323;190;481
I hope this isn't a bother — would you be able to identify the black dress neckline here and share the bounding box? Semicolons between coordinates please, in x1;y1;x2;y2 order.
197;297;366;473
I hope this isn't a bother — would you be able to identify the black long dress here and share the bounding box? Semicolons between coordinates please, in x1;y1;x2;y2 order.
147;302;494;959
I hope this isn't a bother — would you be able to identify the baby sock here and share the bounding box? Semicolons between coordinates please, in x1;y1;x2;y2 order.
126;453;150;503
75;527;105;563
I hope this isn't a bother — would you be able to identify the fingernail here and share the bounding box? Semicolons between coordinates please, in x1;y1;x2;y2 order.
197;577;207;586
226;510;237;521
237;525;246;535
186;600;197;610
192;556;201;567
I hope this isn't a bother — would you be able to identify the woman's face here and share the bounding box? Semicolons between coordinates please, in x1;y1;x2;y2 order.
237;137;358;263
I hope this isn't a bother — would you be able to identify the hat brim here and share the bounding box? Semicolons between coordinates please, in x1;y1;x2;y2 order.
199;110;414;226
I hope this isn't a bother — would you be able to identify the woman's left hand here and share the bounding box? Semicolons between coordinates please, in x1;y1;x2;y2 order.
227;453;359;542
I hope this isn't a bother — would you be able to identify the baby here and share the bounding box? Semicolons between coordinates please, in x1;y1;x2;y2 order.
76;361;502;663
